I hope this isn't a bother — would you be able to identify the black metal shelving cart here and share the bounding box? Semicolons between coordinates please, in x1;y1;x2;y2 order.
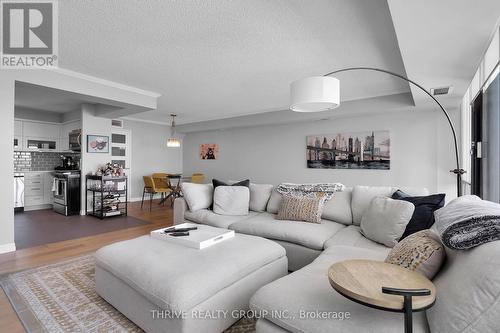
86;175;128;219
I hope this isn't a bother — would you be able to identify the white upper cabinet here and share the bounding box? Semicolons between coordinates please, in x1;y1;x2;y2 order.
22;121;61;139
14;120;23;136
60;120;82;151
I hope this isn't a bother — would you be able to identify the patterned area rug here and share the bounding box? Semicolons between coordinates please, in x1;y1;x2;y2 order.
1;255;256;333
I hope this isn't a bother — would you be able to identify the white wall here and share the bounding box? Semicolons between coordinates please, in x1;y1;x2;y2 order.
122;119;183;199
183;110;449;195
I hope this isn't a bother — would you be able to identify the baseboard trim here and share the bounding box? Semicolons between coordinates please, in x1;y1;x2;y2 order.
0;243;16;254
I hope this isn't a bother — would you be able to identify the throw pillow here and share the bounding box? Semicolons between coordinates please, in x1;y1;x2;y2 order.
213;186;250;216
276;194;326;223
181;183;213;211
385;229;445;279
213;178;250;189
211;179;250;209
392;190;446;240
360;197;415;247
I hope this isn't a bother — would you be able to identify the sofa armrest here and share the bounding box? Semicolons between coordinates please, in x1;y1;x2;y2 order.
173;197;187;225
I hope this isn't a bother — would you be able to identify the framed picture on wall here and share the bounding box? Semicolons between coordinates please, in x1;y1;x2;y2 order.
87;135;109;153
200;144;219;160
306;130;390;170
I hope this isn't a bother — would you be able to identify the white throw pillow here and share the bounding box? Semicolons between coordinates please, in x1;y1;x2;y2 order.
213;186;250;216
181;183;213;212
266;189;282;214
360;197;415;247
351;186;394;225
322;188;353;225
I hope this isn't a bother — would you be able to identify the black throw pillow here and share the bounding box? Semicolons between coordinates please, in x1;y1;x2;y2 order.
392;190;446;240
211;179;250;209
212;179;250;189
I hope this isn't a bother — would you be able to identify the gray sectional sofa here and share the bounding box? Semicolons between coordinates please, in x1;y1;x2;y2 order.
174;185;500;333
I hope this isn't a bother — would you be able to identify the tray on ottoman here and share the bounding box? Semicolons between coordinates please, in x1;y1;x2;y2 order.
150;223;234;249
95;233;288;333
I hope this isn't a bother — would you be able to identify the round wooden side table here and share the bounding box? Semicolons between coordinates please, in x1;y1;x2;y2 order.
328;259;436;333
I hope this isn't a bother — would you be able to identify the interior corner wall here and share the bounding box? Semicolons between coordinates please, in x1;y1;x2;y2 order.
122;119;183;200
81;103;112;213
182;110;445;194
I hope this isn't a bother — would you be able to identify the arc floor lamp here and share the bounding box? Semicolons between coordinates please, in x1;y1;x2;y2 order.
290;67;465;197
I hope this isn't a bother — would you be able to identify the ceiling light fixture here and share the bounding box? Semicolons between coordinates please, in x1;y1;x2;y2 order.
167;114;181;148
290;67;465;197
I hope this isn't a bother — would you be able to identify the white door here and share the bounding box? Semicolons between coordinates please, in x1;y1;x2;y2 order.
111;129;131;201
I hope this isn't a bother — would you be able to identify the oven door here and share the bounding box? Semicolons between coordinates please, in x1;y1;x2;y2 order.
53;178;67;205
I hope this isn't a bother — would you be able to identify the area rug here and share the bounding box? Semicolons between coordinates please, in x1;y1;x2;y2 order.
1;255;256;333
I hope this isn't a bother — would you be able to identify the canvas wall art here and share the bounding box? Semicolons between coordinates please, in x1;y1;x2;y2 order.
306;131;390;170
87;135;109;153
200;144;219;160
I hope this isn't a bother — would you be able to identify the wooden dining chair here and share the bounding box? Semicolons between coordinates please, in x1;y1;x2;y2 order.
142;176;171;211
191;173;205;184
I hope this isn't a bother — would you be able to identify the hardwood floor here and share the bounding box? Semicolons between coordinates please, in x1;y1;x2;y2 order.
0;199;174;333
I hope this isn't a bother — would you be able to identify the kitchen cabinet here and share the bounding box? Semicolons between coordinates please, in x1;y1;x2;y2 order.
14;120;23;136
24;136;59;151
13;136;21;150
24;172;55;209
23;121;61;139
60;120;82;151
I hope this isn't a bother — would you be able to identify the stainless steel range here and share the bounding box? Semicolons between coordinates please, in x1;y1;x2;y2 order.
53;170;81;216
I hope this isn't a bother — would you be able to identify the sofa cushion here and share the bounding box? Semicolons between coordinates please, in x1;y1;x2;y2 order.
213;186;250;216
181;183;213;211
426;240;500;333
351;186;428;225
229;212;345;250
360;197;415;247
250;245;429;333
95;234;286;313
250;183;274;212
185;209;259;229
266;189;282;214
323;225;391;254
351;186;394;225
322;188;353;225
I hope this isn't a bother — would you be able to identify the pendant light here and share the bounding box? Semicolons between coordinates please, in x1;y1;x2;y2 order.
167;114;181;148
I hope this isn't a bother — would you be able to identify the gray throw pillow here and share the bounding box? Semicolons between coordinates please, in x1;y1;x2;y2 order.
276;195;326;223
360;197;415;247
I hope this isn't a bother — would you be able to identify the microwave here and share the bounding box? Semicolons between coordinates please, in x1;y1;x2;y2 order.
69;129;82;151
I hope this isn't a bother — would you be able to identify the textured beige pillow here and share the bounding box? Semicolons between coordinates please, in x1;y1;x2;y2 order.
276;195;326;223
385;229;445;279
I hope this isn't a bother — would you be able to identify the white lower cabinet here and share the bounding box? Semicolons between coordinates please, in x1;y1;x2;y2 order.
24;172;54;210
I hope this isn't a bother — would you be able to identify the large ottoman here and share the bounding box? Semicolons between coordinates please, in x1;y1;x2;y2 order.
95;233;288;333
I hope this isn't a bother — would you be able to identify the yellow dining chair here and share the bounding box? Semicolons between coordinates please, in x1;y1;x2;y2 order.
191;173;205;184
142;176;171;211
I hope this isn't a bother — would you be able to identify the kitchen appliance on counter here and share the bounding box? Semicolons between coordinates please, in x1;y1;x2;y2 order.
14;173;24;213
53;170;80;216
55;155;80;171
69;129;82;151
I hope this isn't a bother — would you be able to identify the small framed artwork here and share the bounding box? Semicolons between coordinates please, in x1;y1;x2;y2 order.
200;144;219;160
87;135;109;153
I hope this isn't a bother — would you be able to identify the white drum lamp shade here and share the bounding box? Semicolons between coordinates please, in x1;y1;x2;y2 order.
290;76;340;112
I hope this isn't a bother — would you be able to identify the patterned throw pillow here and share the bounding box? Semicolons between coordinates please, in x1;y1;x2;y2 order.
276;194;326;223
385;229;445;279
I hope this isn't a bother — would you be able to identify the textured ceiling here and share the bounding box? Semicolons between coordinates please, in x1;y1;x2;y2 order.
57;0;409;124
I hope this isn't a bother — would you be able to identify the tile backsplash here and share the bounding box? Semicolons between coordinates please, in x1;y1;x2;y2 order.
14;151;81;171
